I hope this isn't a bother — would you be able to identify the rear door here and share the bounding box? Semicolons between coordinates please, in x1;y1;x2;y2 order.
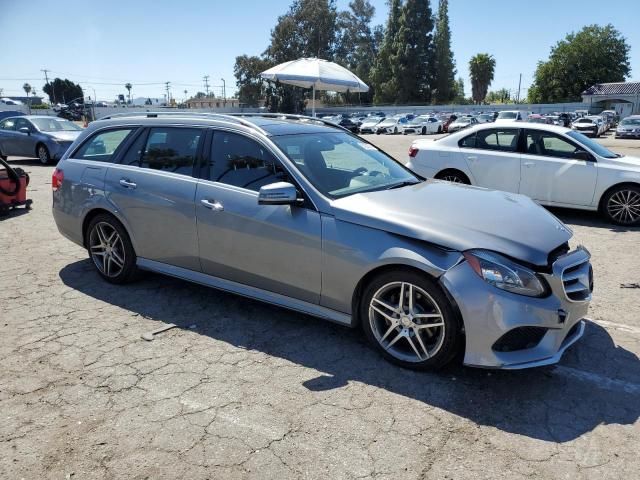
104;126;203;271
459;127;521;193
519;129;597;206
0;118;18;155
195;129;322;304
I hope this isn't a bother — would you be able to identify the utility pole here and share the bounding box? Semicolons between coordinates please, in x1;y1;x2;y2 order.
42;68;54;103
516;73;522;104
165;82;171;105
221;78;226;108
203;75;210;96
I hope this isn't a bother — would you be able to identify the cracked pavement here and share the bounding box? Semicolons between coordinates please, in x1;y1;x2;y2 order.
1;145;639;479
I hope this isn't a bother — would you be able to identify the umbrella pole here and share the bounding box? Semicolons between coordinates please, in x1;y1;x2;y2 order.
312;85;316;117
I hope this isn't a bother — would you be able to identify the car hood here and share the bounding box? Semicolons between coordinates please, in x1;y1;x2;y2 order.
46;131;82;142
330;180;572;266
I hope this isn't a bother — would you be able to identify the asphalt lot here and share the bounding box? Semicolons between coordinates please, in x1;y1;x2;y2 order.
1;131;639;479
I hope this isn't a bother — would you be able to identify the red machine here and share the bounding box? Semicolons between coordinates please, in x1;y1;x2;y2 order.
0;158;32;214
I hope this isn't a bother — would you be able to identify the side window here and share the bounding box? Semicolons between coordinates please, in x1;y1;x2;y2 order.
74;128;135;162
525;130;580;159
475;129;519;152
458;133;476;148
0;119;16;130
140;127;201;176
120;129;148;166
210;131;287;191
15;118;31;132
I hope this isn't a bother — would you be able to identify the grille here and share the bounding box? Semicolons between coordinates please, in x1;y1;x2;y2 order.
492;327;548;352
562;260;592;302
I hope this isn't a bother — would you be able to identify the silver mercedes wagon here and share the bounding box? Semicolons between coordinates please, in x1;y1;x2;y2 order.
52;113;593;370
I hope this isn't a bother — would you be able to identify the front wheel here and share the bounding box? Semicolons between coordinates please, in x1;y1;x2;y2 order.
393;127;398;134
437;126;443;134
87;214;138;283
435;170;470;184
360;270;461;370
602;185;640;226
37;144;51;165
421;126;427;135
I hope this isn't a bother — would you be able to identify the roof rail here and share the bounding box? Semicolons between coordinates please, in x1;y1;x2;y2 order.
97;111;268;135
229;113;349;132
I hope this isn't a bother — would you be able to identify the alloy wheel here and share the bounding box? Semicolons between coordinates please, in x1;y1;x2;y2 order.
38;145;50;164
89;222;126;277
368;281;445;363
607;189;640;224
442;174;464;183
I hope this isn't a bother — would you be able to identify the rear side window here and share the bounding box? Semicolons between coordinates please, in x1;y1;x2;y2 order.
210;131;287;191
458;133;476;148
74;128;135;162
139;127;202;176
475;128;519;152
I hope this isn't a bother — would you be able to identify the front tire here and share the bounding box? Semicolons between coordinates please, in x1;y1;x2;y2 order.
602;185;640;226
37;144;51;165
360;270;461;370
87;214;138;284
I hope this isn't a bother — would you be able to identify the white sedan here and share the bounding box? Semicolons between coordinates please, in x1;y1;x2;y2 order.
406;122;640;225
400;115;443;135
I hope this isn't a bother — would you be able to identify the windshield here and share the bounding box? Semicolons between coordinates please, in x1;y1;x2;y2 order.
621;118;640;126
497;112;517;119
576;119;593;124
272;132;419;199
31;118;82;132
567;131;619;158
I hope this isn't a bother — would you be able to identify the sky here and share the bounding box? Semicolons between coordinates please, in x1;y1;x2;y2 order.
1;0;639;103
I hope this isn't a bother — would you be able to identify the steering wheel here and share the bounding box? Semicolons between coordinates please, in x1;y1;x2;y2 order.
367;170;384;177
353;167;368;176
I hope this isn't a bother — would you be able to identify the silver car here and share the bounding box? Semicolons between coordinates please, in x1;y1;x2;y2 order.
0;115;83;164
52;113;592;370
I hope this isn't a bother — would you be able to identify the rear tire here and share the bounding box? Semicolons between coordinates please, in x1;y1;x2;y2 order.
37;144;51;165
602;184;640;226
360;269;461;370
435;170;470;184
421;126;427;135
86;214;138;284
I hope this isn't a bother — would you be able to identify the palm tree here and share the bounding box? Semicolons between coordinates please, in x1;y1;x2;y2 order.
184;89;188;101
469;54;496;104
23;83;32;113
125;83;132;104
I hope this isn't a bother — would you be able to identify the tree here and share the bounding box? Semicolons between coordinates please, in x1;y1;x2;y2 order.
393;0;435;103
234;55;272;107
528;24;630;103
432;0;456;104
22;83;31;96
469;53;495;104
371;0;402;103
125;83;132;104
42;78;83;104
334;0;379;103
486;88;511;104
452;77;465;103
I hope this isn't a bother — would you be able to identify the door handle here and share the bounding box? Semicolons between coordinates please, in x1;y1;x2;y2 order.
201;199;224;211
467;156;477;161
523;162;535;167
119;178;137;189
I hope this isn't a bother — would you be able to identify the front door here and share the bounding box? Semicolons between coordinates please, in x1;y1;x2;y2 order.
13;118;37;157
195;130;322;304
459;127;522;193
519;129;597;206
104;126;203;271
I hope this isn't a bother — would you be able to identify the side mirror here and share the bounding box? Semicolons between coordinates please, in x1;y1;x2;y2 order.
573;150;593;161
258;182;300;206
19;127;31;135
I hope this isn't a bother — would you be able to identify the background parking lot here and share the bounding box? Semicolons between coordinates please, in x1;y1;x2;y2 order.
1;133;639;479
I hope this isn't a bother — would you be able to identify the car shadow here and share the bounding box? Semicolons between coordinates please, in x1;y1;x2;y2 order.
59;259;640;443
6;157;50;167
549;207;640;233
0;206;31;221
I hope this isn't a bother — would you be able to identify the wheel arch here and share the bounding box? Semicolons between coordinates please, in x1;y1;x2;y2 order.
434;168;471;184
597;181;640;212
82;208;128;249
34;141;47;157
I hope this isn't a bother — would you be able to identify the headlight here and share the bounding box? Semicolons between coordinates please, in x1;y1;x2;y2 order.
463;250;548;297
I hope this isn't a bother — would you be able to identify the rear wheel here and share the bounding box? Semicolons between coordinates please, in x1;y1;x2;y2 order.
421;126;427;135
37;144;51;165
360;270;461;370
435;170;470;184
87;214;138;284
602;185;640;226
437;126;443;134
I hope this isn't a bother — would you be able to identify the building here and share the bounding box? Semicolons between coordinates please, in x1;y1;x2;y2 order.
581;81;640;118
185;97;240;109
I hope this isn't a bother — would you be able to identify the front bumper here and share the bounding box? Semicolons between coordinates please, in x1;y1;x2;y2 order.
440;247;591;369
615;131;640;138
573;128;597;136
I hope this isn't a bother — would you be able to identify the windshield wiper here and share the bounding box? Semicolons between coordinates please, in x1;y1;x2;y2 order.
385;180;420;190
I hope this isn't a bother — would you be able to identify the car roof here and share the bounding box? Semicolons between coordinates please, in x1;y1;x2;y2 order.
453;121;572;135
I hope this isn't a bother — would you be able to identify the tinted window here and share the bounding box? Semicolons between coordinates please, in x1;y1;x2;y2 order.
15;118;32;132
140;127;201;176
475;129;519;152
74;128;134;162
120;129;148;165
210;131;288;191
458;133;476;148
0;119;16;130
525;130;584;159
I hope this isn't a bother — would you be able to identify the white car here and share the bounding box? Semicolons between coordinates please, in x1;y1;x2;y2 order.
400;115;443;135
406;123;640;225
358;117;384;134
375;117;408;134
571;117;601;137
495;110;527;123
447;117;478;133
475;114;494;123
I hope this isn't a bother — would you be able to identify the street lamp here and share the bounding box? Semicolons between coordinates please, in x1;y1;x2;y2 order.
221;78;226;108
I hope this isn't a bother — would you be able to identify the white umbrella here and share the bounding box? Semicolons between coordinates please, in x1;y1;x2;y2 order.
260;57;369;117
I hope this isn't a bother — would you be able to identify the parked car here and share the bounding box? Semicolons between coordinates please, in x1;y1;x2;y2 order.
400;115;443;135
358;117;383;134
407;122;640;225
528;114;553;124
0;115;84;164
571;117;601;137
615;115;640;139
557;113;572;128
495;110;526;123
375;117;408;134
475;114;493;123
336;118;359;133
446;117;478;133
442;114;458;133
52;112;592;370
